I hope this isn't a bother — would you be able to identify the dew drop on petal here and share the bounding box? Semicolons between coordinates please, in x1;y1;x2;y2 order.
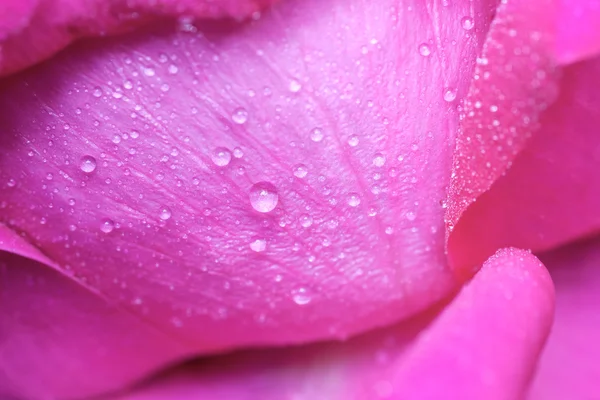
80;155;97;173
443;87;457;102
159;207;172;221
233;147;244;159
310;127;324;142
250;239;267;252
292;288;312;305
101;219;115;233
373;153;386;167
347;193;361;207
293;164;308;178
348;136;360;147
249;182;279;213
418;43;432;57
299;214;313;228
289;79;302;93
461;16;474;30
211;147;232;167
232;108;248;124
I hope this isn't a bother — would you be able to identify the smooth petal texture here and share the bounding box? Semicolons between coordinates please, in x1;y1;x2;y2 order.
556;0;600;64
112;248;554;400
0;0;277;76
529;236;600;399
0;0;496;397
0;253;189;400
450;56;600;268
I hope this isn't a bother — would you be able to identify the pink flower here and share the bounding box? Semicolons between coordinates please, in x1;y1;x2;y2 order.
1;0;599;398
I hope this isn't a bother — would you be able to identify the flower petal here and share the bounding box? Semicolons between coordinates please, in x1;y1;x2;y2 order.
529;236;600;399
0;0;277;76
0;0;495;397
450;56;600;268
112;248;554;400
0;250;189;400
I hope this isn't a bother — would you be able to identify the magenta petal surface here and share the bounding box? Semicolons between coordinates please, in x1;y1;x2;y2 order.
0;0;277;75
113;248;554;400
529;236;600;399
0;0;496;397
450;57;600;268
0;252;188;400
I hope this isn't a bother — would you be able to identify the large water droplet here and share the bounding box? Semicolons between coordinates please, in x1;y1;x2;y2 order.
101;219;115;233
310;127;324;142
461;16;474;30
250;238;267;252
80;155;97;173
249;182;279;213
211;147;232;167
159;207;172;220
232;108;248;124
293;164;308;179
347;193;361;207
292;288;312;305
418;43;432;57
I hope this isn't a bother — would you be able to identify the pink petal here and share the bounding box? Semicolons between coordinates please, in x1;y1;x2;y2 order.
450;56;600;268
0;249;189;400
529;236;600;399
0;0;496;397
0;0;493;351
112;248;554;400
446;0;600;276
0;0;277;76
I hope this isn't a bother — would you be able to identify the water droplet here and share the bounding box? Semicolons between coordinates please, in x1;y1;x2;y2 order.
130;130;140;139
92;87;103;98
443;88;457;102
101;219;115;233
211;147;232;167
289;79;302;93
250;238;267;252
385;226;394;235
6;178;15;188
292;288;312;305
249;181;279;213
418;43;432;57
299;214;313;228
406;211;417;221
168;64;179;74
373;153;386;167
310;127;324;142
159;207;172;221
347;193;361;207
143;67;156;77
233;147;244;158
461;16;474;30
232;108;248;124
293;164;308;178
348;136;360;147
80;155;97;173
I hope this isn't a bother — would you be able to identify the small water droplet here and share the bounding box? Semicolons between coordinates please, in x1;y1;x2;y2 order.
250;238;267;252
293;164;308;178
292;288;312;305
289;79;302;92
233;147;244;158
299;214;313;228
348;136;360;147
232;108;248;124
373;153;386;167
92;87;103;98
6;178;15;188
385;226;394;235
159;207;172;221
80;155;97;173
310;127;324;142
249;181;279;213
211;147;232;167
168;64;179;74
347;193;361;207
143;67;156;77
406;211;417;221
101;219;115;233
461;16;474;30
443;88;457;102
418;43;432;57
